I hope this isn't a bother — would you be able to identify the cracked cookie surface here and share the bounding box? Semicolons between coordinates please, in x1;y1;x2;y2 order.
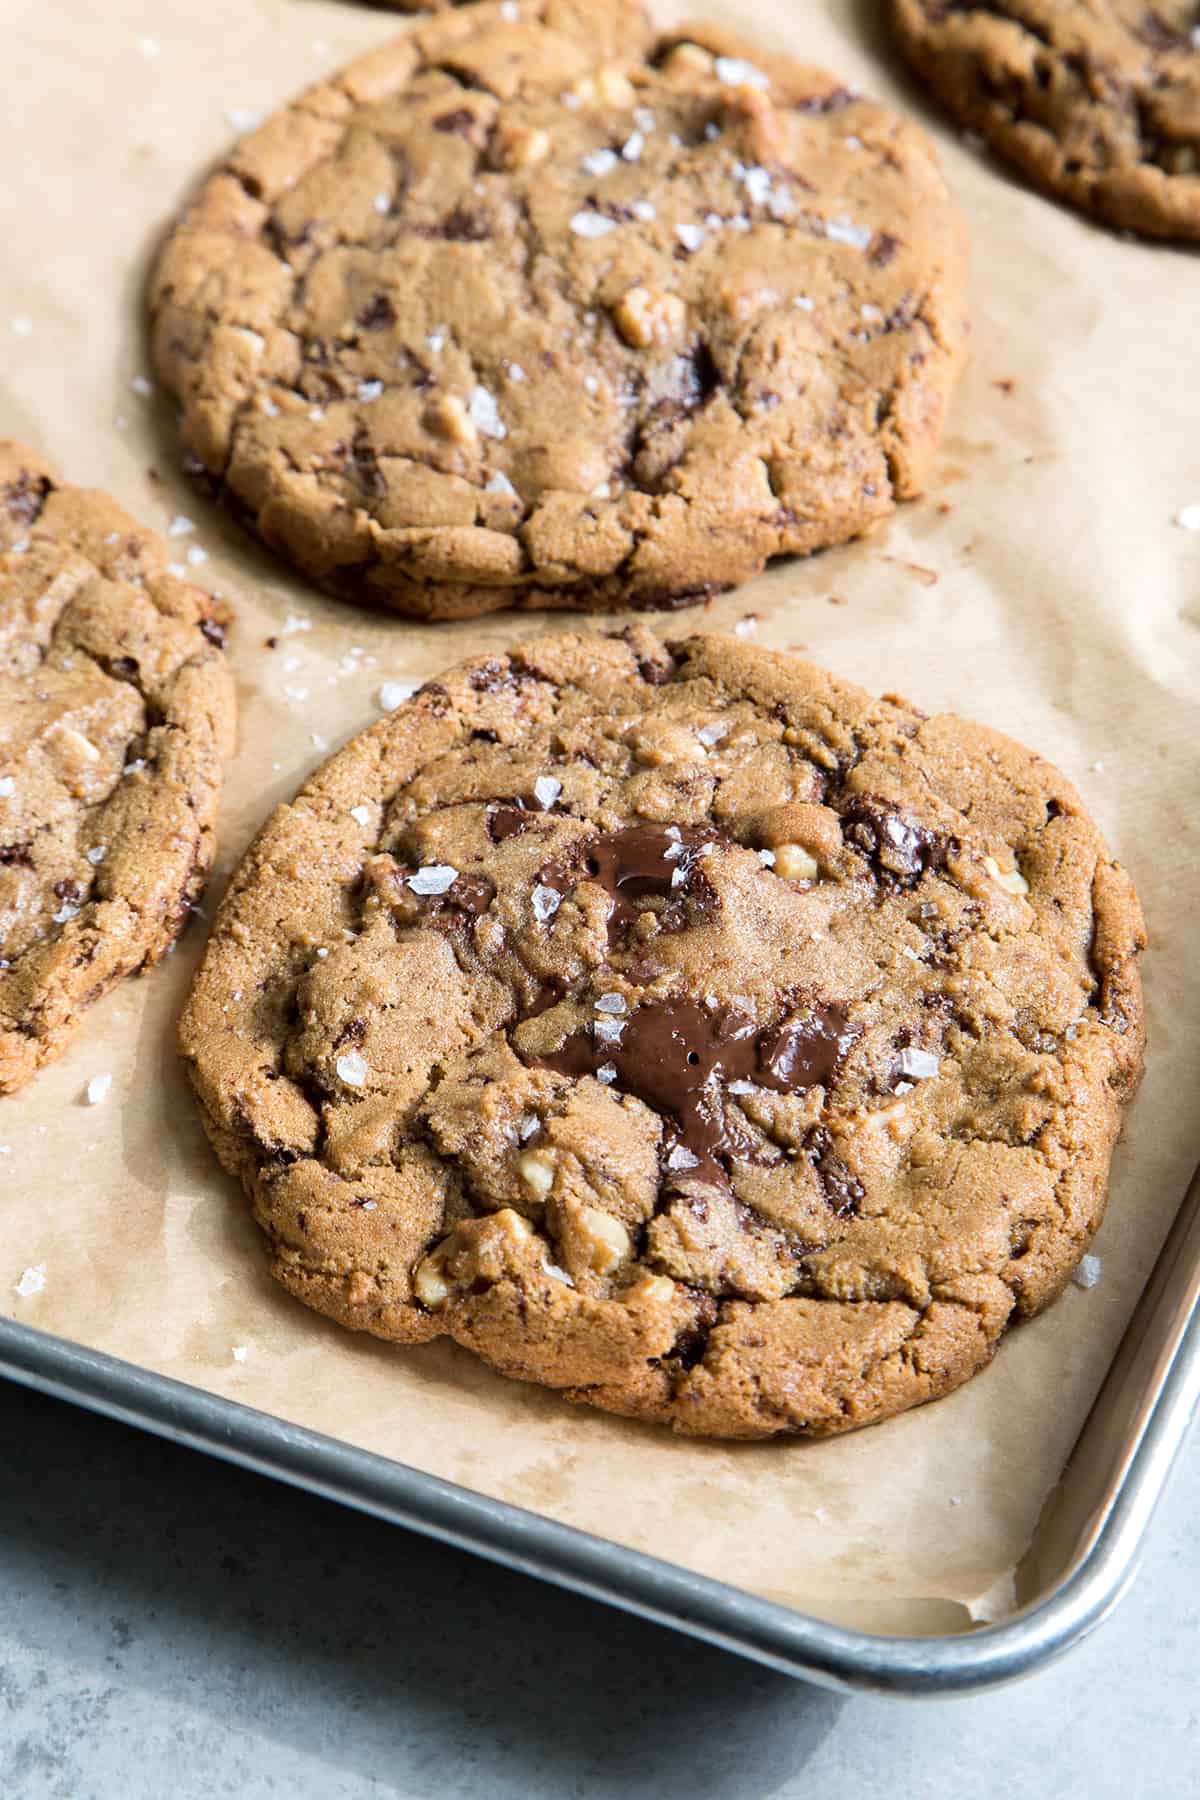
892;0;1200;238
180;627;1144;1439
0;440;236;1093
150;1;968;619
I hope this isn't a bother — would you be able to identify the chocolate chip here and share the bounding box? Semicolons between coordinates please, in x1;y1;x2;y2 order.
840;797;951;887
3;470;50;525
795;86;855;113
442;205;489;242
808;1129;864;1217
358;294;396;331
433;108;478;135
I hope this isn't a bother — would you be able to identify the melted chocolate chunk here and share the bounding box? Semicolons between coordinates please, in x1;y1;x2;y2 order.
841;797;951;887
445;873;495;916
539;997;858;1184
537;823;720;941
486;785;562;843
808;1129;864;1218
358;294;396;331
487;804;531;844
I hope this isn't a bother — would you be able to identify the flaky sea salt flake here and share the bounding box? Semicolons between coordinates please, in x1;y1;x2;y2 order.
675;222;706;253
486;470;517;496
185;545;207;566
533;775;562;810
1174;503;1200;531
632;199;656;222
825;214;872;250
358;379;383;403
84;1073;113;1106
232;1345;249;1363
898;1047;939;1080
595;992;626;1015
336;1051;369;1089
570;210;617;240
0;778;14;798
348;804;372;828
715;56;769;89
736;163;772;206
1073;1254;1102;1291
408;864;458;896
14;1265;46;1299
378;679;416;710
468;385;506;439
225;106;263;134
622;131;644;162
131;374;153;397
667;1145;701;1170
532;884;561;923
596;1064;618;1084
582;148;618;177
10;316;33;337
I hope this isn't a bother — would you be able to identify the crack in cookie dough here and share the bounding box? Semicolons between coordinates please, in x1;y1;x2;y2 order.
150;1;968;619
0;440;236;1093
180;628;1144;1439
892;0;1200;238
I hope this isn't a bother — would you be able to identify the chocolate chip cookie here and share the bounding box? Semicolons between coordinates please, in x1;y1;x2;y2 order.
0;441;236;1094
892;1;1200;238
180;627;1144;1440
150;2;968;619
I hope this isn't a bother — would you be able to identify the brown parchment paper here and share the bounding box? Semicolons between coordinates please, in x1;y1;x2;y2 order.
2;0;1198;1637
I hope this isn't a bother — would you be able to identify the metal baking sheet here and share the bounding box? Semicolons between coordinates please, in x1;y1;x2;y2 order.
2;1162;1196;1696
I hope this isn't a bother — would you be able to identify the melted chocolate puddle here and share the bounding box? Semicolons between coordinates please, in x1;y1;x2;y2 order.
540;998;858;1187
537;823;720;941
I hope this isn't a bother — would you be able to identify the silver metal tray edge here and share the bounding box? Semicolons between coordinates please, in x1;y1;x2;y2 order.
2;1164;1197;1697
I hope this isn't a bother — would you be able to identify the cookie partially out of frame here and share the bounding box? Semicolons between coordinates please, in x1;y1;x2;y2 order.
892;0;1200;239
150;1;968;619
180;627;1144;1441
0;441;236;1093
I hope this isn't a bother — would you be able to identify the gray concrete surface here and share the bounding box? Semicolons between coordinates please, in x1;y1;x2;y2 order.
0;1378;1195;1799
